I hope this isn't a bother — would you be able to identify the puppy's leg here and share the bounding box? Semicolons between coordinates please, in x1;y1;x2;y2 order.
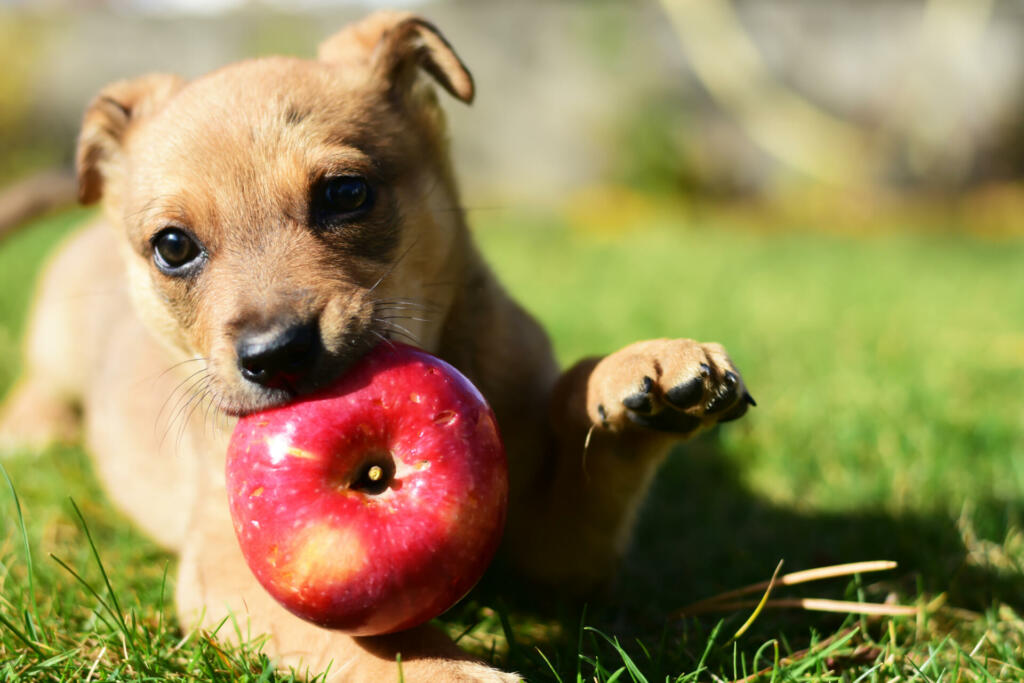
176;459;520;683
508;338;752;587
0;223;123;455
0;287;83;454
0;379;80;455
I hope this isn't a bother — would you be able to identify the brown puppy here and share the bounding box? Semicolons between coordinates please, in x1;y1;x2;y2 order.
0;11;752;682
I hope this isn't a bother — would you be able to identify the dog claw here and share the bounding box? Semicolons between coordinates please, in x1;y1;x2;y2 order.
622;393;653;414
704;379;739;414
744;392;757;407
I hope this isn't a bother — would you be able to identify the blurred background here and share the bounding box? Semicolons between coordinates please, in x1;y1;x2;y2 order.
1;0;1024;227
1;1;1023;679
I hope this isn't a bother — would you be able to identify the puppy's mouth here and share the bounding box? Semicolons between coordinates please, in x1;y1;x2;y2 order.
219;325;380;417
203;295;434;418
216;312;436;417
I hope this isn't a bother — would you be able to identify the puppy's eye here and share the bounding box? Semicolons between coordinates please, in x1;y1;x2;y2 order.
152;228;203;274
321;176;371;215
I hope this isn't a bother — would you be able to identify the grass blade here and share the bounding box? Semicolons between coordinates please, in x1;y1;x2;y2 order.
66;497;141;654
0;610;45;657
576;603;587;683
534;646;564;683
49;554;118;632
0;461;42;643
585;627;650;683
726;560;784;645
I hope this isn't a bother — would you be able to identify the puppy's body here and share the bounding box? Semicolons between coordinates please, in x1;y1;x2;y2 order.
0;12;752;682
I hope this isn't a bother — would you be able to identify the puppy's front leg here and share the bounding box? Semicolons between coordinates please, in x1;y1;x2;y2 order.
508;339;753;587
176;477;519;683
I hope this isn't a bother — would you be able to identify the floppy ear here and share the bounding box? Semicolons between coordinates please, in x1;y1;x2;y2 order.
76;73;184;205
317;11;474;105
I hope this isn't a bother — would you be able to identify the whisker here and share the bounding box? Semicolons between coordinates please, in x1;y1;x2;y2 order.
374;318;419;341
376;315;432;324
220;397;234;432
163;376;208;451
372;302;440;321
373;302;439;314
375;320;422;347
155;367;209;443
213;394;228;432
383;329;419;345
159;371;209;451
149;356;207;384
367;235;422;296
411;175;444;214
373;296;439;308
202;384;222;438
373;300;432;309
396;334;419;345
174;378;212;454
370;329;396;351
155;365;208;429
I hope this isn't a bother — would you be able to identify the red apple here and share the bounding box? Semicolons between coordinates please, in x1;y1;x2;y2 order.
225;342;508;635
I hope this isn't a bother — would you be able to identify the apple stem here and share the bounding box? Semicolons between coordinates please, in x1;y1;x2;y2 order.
368;465;383;482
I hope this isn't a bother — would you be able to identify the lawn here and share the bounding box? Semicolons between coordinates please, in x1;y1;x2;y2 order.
1;204;1023;681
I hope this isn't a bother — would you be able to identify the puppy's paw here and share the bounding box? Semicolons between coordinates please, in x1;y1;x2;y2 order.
586;338;754;436
354;659;520;683
440;662;521;683
0;381;80;457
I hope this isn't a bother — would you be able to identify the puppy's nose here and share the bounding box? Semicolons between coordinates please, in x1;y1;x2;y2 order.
236;321;320;389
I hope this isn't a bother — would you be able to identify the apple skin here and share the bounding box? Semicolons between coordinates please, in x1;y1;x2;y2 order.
225;342;508;635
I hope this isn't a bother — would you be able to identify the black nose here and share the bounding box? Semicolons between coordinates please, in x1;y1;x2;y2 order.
236;321;320;389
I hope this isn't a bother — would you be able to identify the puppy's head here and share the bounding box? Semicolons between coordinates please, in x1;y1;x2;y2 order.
76;12;475;415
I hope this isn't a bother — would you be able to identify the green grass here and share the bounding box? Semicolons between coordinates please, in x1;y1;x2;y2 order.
2;205;1024;681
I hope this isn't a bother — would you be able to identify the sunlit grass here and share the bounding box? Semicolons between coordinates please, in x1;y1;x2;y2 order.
2;205;1023;681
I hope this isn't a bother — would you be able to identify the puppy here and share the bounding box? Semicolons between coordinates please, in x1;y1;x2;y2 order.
0;11;752;682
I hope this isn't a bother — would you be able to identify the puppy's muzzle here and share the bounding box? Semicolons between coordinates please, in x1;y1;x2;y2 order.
236;320;320;391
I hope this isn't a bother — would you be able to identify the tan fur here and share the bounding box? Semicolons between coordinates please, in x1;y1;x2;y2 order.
0;12;751;682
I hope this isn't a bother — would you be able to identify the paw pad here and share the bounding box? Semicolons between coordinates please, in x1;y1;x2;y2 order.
588;339;754;436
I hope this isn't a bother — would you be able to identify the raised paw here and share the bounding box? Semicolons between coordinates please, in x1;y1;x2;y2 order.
586;338;754;435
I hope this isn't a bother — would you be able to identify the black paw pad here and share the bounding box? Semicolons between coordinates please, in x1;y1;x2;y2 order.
622;376;655;414
665;376;704;409
627;410;701;434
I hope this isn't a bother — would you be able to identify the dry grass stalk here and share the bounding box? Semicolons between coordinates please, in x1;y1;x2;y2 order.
672;560;900;619
685;598;918;618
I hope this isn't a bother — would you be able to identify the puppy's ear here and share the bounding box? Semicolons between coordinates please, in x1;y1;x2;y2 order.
76;73;184;205
318;11;474;105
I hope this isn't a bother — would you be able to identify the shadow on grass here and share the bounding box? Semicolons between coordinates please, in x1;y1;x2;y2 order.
623;434;1024;614
470;432;1024;680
